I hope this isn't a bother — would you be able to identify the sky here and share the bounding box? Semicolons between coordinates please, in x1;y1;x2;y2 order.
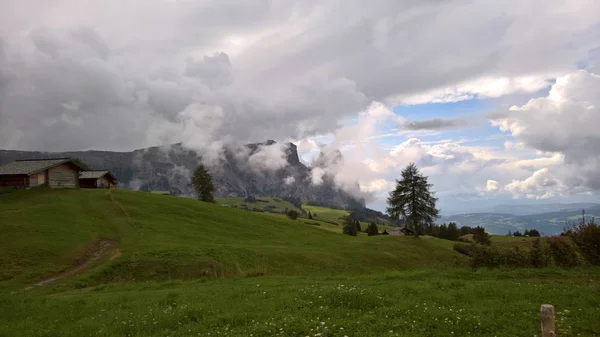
1;0;600;214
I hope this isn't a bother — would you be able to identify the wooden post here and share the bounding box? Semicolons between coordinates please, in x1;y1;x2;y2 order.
541;304;555;337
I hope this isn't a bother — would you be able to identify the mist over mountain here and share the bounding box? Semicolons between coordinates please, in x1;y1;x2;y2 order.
0;140;365;209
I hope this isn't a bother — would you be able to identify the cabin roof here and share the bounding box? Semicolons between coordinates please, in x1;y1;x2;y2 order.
79;170;117;182
0;158;83;176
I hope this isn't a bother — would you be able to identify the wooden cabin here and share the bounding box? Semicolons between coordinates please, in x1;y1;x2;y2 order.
400;227;415;236
0;158;85;188
79;170;117;189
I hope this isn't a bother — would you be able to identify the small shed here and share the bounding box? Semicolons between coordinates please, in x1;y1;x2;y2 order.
400;227;414;236
0;158;86;188
79;170;117;189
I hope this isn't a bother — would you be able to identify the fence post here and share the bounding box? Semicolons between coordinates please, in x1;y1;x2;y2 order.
541;304;555;337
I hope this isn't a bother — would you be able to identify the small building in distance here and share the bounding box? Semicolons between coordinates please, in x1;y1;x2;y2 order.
0;158;86;188
400;227;415;236
79;170;118;189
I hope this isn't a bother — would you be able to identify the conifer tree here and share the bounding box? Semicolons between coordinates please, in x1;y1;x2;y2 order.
343;217;358;236
355;220;361;232
366;222;379;236
387;163;439;235
191;164;215;203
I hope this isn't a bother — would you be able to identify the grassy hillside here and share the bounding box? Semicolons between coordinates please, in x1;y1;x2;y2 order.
2;189;600;336
216;196;302;213
0;189;465;289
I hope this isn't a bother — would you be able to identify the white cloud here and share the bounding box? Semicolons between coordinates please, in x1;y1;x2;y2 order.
248;143;289;172
504;168;562;199
391;74;556;105
1;0;599;152
310;167;325;186
485;180;501;192
492;70;600;192
283;176;295;185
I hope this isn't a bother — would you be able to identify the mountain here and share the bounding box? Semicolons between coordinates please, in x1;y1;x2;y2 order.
0;141;364;209
439;204;600;235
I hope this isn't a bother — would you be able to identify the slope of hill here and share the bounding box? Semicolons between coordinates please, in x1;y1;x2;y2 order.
0;189;465;289
439;205;600;235
0;140;363;209
216;197;303;213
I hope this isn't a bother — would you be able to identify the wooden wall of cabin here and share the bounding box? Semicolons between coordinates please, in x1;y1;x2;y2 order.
0;175;27;188
48;164;79;188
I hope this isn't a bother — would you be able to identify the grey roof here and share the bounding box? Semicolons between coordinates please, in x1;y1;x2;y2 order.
79;170;117;182
0;158;74;175
79;170;109;179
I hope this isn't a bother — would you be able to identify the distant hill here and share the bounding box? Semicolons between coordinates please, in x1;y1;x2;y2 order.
0;140;363;209
439;204;600;235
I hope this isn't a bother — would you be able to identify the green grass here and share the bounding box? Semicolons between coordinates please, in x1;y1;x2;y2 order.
1;268;599;337
2;189;600;336
460;234;536;249
0;189;465;290
216;197;302;213
302;204;350;225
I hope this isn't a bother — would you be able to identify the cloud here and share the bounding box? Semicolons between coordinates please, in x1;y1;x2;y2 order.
403;118;469;131
485;180;501;192
491;70;600;193
1;0;599;153
311;167;325;186
504;168;562;199
248;142;289;172
283;176;295;185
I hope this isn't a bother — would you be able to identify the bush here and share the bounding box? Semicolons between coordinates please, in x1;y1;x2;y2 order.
366;222;379;236
453;243;474;256
472;226;491;245
469;245;502;269
286;210;299;220
548;236;583;267
565;218;600;265
530;238;552;268
501;247;530;267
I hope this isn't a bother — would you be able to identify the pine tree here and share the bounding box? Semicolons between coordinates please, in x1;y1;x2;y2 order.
343;217;358;236
447;222;459;241
387;163;439;235
355;220;361;232
308;211;313;220
366;222;379;236
191;164;215;203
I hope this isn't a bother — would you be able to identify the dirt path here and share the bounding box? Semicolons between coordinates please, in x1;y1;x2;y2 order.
25;239;120;290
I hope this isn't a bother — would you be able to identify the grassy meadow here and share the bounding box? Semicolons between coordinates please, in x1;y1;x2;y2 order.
1;189;599;336
216;197;303;213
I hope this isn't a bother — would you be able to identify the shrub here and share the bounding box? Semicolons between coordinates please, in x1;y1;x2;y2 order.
469;244;501;269
366;222;379;236
453;243;474;256
530;238;552;268
565;217;600;265
501;247;530;267
286;210;299;220
548;236;583;268
473;226;491;245
244;196;256;203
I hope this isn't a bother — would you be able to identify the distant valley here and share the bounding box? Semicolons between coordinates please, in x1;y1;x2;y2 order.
439;203;600;235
